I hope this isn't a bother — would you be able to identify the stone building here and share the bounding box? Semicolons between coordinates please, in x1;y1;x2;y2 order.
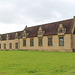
0;16;75;52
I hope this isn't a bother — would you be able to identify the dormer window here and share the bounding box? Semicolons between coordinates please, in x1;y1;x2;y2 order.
22;26;29;38
58;23;66;35
38;26;45;37
24;34;26;37
59;30;63;33
39;32;42;35
22;30;26;38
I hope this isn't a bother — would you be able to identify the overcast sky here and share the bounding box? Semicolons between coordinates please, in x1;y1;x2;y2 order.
0;0;75;34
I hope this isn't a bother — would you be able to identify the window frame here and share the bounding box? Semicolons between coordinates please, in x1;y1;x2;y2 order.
59;29;63;33
30;38;34;46
38;38;43;46
9;43;12;49
24;34;26;37
0;44;1;49
23;39;26;47
15;43;18;49
59;36;64;46
48;38;53;46
59;30;63;33
39;32;42;35
4;43;6;49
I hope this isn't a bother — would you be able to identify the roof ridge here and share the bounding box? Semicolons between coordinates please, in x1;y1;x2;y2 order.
1;18;73;36
27;18;73;29
1;30;23;35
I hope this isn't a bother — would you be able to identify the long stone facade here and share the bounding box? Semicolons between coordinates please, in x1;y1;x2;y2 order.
0;16;75;52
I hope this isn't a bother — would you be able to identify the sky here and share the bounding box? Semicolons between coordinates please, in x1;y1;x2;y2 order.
0;0;75;34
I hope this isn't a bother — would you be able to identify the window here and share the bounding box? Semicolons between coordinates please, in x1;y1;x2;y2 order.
39;32;42;35
0;44;1;49
24;34;26;37
9;43;12;49
59;30;63;33
30;39;34;46
48;38;53;46
59;37;64;46
15;43;18;49
4;43;6;49
23;39;26;47
38;38;42;46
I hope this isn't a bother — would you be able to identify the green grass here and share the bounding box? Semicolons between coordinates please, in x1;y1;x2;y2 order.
0;50;75;75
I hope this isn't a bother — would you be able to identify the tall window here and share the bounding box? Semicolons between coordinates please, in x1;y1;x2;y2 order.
59;37;64;46
4;43;6;49
0;44;1;49
30;39;34;46
38;38;42;46
9;43;12;49
23;39;26;47
48;38;53;46
15;43;18;49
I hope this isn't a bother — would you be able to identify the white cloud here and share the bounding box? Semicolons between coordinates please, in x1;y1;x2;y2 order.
51;11;62;19
0;23;25;34
0;0;75;34
61;0;75;2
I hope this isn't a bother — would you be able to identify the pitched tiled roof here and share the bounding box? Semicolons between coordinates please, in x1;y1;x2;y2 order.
1;31;23;40
0;18;74;40
27;18;73;37
1;34;7;40
9;32;16;40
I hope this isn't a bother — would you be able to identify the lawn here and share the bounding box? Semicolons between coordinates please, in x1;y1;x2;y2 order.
0;50;75;75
